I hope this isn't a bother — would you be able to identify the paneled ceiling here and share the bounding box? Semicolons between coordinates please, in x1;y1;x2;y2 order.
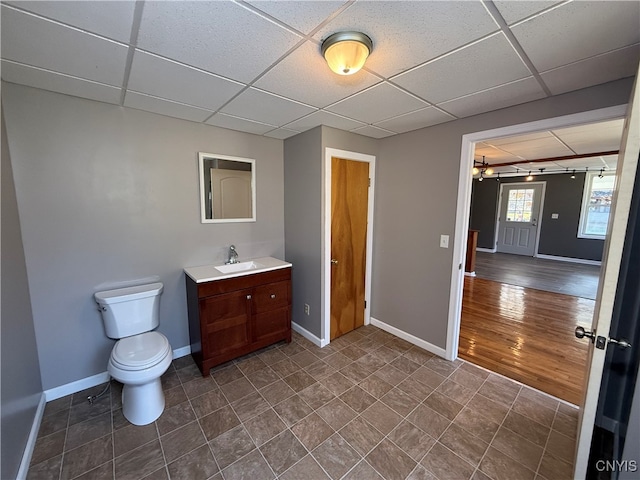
475;118;624;177
1;0;639;142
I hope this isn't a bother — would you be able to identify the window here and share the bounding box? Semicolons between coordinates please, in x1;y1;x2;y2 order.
506;188;535;222
578;172;615;239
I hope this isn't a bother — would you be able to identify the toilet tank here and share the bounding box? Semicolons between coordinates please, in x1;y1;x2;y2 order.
95;283;163;339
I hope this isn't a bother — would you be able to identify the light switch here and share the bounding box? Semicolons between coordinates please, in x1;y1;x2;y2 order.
551;213;559;219
440;235;449;248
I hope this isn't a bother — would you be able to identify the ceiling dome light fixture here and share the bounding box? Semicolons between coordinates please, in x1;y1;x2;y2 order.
321;31;373;75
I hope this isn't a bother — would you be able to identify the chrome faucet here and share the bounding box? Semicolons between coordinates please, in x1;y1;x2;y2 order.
226;245;239;264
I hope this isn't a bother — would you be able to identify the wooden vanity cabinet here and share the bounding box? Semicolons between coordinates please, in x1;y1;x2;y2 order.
186;268;292;376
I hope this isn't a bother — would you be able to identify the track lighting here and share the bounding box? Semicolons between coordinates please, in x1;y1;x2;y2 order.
526;171;534;181
598;168;605;178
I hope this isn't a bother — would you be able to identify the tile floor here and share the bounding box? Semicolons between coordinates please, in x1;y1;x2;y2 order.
27;326;579;480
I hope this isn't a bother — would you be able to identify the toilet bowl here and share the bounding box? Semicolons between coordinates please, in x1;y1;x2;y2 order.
108;331;172;425
95;282;172;426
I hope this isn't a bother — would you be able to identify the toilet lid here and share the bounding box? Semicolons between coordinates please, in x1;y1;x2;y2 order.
111;332;170;371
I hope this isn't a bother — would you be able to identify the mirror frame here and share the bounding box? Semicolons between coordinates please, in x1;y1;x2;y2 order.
198;152;256;224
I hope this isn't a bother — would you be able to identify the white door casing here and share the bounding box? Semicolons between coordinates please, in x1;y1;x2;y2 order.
573;69;640;479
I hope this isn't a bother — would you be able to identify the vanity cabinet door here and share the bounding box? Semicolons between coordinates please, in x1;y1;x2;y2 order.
252;280;290;314
201;288;251;356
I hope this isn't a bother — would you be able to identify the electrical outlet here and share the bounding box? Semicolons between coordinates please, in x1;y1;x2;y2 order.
304;304;310;315
440;235;449;248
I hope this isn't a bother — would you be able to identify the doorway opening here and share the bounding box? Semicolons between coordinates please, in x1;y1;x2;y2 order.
446;105;627;397
322;148;376;346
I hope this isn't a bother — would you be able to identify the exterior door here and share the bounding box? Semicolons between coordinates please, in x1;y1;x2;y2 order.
574;67;639;478
330;157;369;340
497;182;543;256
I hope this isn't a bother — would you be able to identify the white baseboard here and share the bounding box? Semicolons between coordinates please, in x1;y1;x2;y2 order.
292;322;328;347
370;317;447;358
535;254;601;266
44;345;192;401
17;393;46;480
476;247;496;253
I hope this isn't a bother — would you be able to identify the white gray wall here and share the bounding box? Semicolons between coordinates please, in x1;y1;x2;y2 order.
1;107;43;479
2;83;285;391
373;78;634;349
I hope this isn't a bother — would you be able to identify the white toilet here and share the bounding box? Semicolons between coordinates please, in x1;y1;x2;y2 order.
95;282;172;426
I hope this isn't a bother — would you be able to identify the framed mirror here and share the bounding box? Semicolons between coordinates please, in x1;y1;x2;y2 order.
198;152;256;223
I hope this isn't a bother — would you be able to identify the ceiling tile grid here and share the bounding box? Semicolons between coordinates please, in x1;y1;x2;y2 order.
1;0;638;144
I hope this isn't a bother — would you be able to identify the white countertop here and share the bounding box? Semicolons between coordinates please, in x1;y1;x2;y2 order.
184;256;292;283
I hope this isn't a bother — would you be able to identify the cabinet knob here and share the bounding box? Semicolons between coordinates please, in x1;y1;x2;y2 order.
246;294;252;300
270;294;276;299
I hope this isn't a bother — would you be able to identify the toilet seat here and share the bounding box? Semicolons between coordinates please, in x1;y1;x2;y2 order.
111;332;170;371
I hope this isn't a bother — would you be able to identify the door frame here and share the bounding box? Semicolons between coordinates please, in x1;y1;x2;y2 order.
445;104;628;362
494;181;547;256
322;147;376;346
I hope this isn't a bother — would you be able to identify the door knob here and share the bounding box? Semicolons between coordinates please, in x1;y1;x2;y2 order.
575;326;596;343
331;259;338;265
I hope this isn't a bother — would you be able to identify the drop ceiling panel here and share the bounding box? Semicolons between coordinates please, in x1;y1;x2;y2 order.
314;1;499;78
327;82;428;124
5;0;136;43
350;125;395;139
474;144;522;163
1;5;129;86
438;77;546;118
245;1;348;34
541;45;640;95
205;113;276;135
284;111;365;133
124;92;213;123
557;157;617;170
220;87;316;126
553;119;624;154
487;130;552;147
1;60;122;105
264;128;300;140
254;41;380;108
128;51;245;111
375;107;454;134
136;1;303;83
511;1;640;72
497;137;573;158
393;34;531;104
492;1;563;25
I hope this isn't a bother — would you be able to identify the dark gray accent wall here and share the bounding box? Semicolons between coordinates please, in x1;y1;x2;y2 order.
2;83;285;391
1;106;43;479
373;78;632;350
470;172;605;260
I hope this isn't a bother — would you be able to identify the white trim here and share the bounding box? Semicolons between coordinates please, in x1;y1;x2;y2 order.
577;170;616;240
464;271;476;277
495;181;546;256
446;104;628;362
371;317;447;358
535;254;602;266
476;247;496;253
323;148;376;346
16;393;46;480
44;345;192;401
172;345;192;359
292;322;328;347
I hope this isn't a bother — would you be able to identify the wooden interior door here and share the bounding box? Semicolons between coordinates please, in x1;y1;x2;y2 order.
330;157;369;340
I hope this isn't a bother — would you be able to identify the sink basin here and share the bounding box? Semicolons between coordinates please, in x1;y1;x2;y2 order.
215;260;265;274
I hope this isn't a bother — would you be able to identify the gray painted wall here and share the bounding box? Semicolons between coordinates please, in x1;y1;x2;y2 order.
283;126;378;339
1;107;43;479
470;172;605;260
2;83;285;391
373;78;633;349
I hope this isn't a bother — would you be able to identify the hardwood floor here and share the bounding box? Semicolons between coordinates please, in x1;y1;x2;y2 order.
459;276;593;405
474;252;601;300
